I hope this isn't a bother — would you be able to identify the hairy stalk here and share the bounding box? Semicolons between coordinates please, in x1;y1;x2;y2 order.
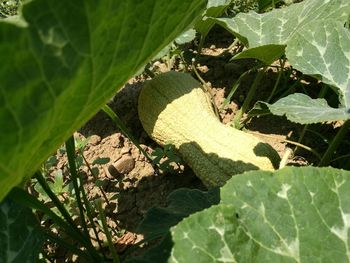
96;199;120;263
78;171;105;254
319;120;350;166
65;137;97;257
102;105;153;162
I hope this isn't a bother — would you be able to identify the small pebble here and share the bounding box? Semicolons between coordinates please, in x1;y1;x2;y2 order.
114;155;135;174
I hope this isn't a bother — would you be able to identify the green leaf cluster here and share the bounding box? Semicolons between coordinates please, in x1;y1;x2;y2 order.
212;0;350;124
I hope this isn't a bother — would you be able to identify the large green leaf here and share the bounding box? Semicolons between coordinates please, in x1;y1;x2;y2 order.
170;167;350;262
266;93;350;124
0;197;44;262
0;0;206;200
212;0;350;124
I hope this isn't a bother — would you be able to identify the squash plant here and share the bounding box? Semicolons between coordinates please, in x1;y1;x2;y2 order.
125;1;350;262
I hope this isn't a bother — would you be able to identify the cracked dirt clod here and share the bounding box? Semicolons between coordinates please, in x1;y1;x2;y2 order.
89;135;101;146
113;155;135;174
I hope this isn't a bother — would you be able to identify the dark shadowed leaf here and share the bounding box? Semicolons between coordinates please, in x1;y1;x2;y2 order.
125;188;219;263
0;197;44;262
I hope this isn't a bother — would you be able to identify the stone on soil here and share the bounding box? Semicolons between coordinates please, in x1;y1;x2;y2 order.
114;155;135;174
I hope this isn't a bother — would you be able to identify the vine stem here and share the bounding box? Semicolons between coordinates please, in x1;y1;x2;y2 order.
319;120;350;166
192;62;220;119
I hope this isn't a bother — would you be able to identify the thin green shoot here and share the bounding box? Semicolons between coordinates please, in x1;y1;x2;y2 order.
274;74;302;99
34;172;77;232
77;171;105;255
293;125;308;156
197;35;205;55
96;199;120;263
65;137;95;253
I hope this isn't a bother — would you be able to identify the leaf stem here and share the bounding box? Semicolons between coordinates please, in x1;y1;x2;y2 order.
293;125;308;155
248;131;322;160
221;67;257;110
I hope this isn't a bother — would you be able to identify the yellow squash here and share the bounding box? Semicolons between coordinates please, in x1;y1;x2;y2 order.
138;71;280;187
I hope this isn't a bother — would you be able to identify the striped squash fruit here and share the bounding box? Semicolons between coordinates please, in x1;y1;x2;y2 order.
138;71;280;187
